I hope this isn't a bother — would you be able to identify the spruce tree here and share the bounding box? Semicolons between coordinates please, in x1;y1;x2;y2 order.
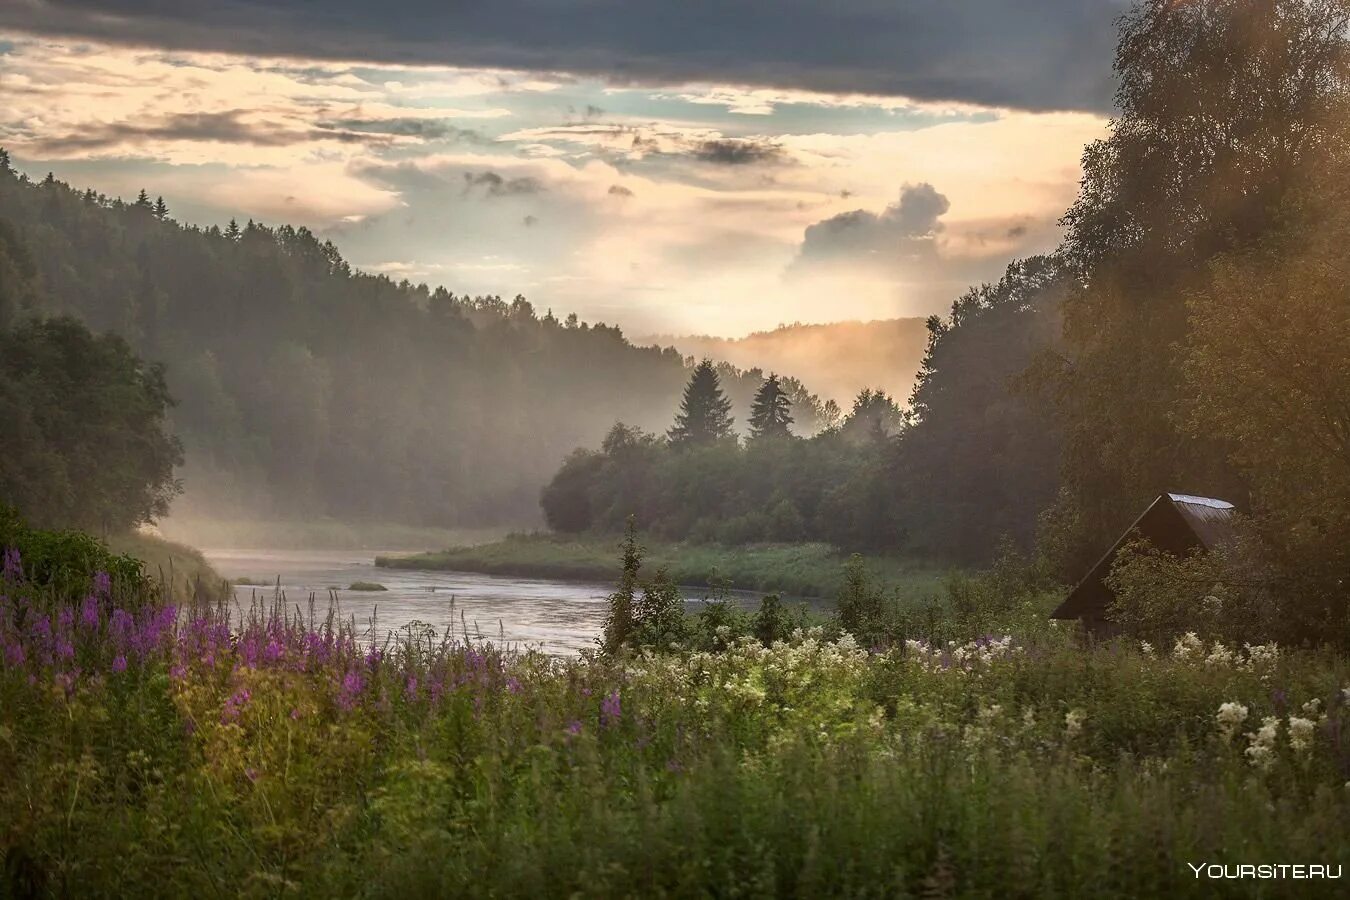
133;189;152;210
668;359;733;447
225;218;242;241
748;373;793;441
153;196;168;221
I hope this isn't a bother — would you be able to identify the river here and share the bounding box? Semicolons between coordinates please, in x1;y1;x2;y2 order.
203;547;782;656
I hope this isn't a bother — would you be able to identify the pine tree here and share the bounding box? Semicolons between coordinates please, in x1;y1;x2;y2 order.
224;218;241;241
748;373;793;441
153;196;168;221
668;359;733;447
134;189;152;210
0;148;11;176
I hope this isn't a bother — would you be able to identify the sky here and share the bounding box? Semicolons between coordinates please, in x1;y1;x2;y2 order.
0;1;1123;336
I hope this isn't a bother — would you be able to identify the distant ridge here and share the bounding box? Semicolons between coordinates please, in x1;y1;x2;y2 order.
644;318;931;406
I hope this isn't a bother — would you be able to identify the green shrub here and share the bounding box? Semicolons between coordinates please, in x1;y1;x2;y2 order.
0;504;150;606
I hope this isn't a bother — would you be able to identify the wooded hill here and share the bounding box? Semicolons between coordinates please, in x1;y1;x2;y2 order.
0;159;824;527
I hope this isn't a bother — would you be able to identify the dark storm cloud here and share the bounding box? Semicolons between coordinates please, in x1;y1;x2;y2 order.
0;1;1130;112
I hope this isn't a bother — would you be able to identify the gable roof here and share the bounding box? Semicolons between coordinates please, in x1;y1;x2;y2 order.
1051;493;1237;621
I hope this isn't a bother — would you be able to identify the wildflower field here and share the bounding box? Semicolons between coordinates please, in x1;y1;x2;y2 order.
2;544;1349;897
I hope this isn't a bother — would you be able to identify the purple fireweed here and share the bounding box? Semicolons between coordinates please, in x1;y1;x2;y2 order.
79;594;99;629
337;669;365;712
92;570;110;596
111;654;127;674
601;690;622;726
221;686;252;723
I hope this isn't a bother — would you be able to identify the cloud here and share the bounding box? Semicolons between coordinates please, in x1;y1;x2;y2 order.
463;171;545;197
26;109;396;157
796;183;950;268
0;1;1130;112
321;118;484;142
692;138;785;166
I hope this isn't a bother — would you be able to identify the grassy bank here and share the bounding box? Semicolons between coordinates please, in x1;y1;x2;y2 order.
159;516;509;552
377;533;949;599
106;530;229;601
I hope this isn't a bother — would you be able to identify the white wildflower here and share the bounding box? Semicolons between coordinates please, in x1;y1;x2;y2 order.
1240;643;1280;672
1139;641;1155;657
1245;716;1280;770
1172;632;1203;661
1204;643;1236;667
1288;716;1316;753
1065;708;1087;738
1301;697;1323;718
1215;702;1249;741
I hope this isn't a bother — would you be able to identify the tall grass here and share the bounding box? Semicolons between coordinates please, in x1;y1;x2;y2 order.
3;537;1349;895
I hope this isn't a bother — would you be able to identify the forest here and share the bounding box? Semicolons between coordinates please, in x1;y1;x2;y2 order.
0;162;824;528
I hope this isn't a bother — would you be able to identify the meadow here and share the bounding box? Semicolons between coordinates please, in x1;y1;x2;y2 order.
3;532;1348;897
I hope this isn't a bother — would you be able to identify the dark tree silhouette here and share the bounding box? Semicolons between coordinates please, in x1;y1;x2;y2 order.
668;359;734;447
748;373;793;441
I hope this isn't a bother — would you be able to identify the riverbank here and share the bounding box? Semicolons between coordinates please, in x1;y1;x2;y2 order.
376;533;950;600
107;531;230;600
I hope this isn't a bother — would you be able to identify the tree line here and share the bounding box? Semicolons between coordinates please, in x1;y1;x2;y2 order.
542;360;907;548
0;154;826;529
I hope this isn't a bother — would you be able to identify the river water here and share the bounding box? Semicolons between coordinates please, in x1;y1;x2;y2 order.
202;548;625;655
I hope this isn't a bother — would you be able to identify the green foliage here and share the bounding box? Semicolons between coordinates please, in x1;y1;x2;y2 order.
600;522;640;653
0;316;183;533
1042;0;1350;570
835;554;890;644
602;521;690;654
897;256;1067;562
541;385;917;553
0;505;150;605
347;581;388;592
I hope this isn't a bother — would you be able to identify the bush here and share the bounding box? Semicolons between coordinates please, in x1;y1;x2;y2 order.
0;505;151;608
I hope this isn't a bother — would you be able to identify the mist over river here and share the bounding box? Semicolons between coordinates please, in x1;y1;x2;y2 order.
203;548;627;655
